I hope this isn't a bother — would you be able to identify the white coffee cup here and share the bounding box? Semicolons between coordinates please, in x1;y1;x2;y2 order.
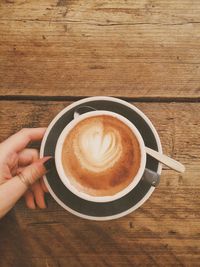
55;110;146;202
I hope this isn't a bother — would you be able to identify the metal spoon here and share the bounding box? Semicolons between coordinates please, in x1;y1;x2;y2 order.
74;106;185;174
145;147;185;173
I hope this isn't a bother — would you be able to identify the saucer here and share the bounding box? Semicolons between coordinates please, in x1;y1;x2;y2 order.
40;96;162;221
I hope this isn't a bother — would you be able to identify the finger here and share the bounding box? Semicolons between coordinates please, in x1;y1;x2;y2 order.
40;178;49;193
1;128;46;154
24;190;36;209
18;148;39;166
18;157;52;185
0;157;53;218
0;176;28;218
31;181;46;209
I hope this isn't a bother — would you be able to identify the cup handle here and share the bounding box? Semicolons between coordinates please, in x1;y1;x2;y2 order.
142;168;160;187
74;106;97;119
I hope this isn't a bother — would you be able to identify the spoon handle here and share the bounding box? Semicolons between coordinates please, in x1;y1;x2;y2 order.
145;147;185;173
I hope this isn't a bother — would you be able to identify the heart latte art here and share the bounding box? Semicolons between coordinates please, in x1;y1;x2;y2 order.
62;115;141;196
75;123;122;173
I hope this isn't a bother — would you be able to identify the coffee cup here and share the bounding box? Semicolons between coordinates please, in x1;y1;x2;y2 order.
55;110;146;202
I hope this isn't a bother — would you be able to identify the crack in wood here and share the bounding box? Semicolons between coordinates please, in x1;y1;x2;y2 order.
28;221;62;226
0;18;200;27
0;95;199;103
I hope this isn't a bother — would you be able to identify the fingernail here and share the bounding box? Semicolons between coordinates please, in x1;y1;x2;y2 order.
45;195;48;208
43;157;55;172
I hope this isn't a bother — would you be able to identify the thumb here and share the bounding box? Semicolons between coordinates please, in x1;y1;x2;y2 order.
18;157;54;186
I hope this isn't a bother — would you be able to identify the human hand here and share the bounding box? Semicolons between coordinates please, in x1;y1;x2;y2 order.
0;128;54;219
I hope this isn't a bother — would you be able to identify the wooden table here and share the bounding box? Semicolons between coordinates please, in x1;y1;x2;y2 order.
0;1;200;266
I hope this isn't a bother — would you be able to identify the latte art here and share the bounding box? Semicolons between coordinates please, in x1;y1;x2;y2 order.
62;115;141;197
74;122;122;172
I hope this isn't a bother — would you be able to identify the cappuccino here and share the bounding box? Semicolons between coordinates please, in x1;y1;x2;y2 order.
61;115;141;196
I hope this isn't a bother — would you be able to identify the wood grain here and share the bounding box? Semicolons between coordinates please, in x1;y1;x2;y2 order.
0;100;199;267
0;0;200;266
0;0;200;98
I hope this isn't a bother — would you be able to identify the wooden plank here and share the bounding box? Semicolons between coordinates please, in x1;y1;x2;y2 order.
1;0;200;23
0;100;199;266
0;0;200;98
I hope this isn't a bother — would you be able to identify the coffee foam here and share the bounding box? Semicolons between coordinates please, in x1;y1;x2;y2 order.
73;120;122;172
62;115;141;196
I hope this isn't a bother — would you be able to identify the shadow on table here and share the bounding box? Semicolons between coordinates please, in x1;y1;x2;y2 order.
0;210;31;267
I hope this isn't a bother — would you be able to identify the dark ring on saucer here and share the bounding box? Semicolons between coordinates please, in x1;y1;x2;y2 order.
43;99;160;217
